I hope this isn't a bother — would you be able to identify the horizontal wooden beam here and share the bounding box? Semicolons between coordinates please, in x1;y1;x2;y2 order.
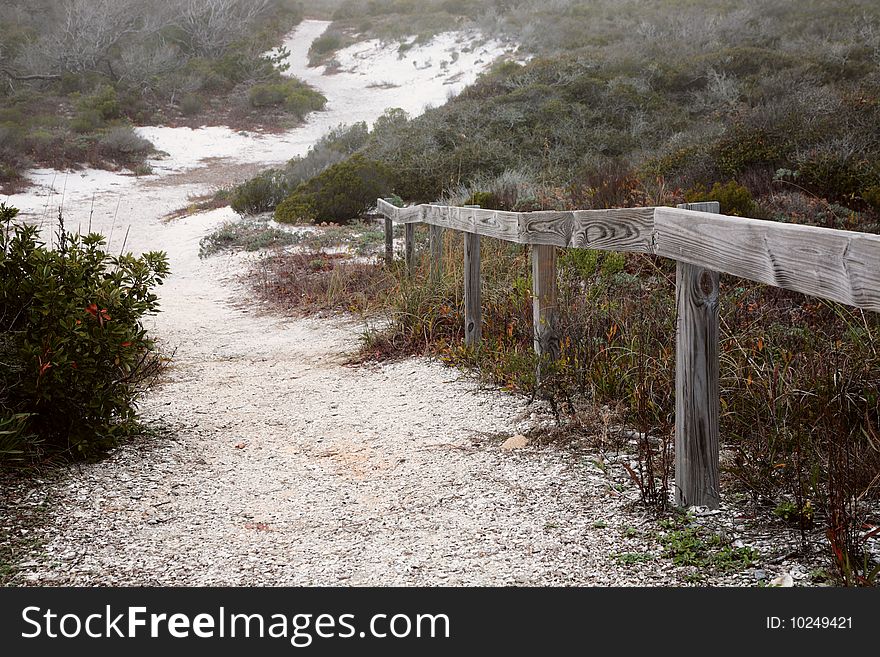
377;200;655;252
655;207;880;313
377;199;880;313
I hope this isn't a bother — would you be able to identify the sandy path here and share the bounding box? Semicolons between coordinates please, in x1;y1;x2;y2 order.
5;21;683;586
10;202;676;586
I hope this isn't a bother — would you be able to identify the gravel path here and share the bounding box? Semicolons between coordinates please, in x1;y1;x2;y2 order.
9;240;688;585
1;163;698;585
2;227;820;586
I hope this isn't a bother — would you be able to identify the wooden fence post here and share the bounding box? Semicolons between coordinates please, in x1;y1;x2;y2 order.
464;232;481;346
405;223;416;275
531;244;559;359
384;216;394;266
674;201;721;509
429;224;444;282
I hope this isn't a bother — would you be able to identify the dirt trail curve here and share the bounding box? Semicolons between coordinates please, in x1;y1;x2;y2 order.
6;20;678;586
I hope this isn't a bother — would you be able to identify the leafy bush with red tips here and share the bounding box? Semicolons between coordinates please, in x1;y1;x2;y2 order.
0;203;169;461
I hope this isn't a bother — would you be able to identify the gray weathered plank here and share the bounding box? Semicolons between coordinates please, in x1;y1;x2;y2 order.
376;198;399;220
378;201;656;252
377;199;880;313
532;244;559;358
404;223;416;275
384;216;394;266
674;201;721;509
464;232;481;346
520;208;656;252
675;261;721;508
420;204;521;243
655;207;880;312
429;224;444;282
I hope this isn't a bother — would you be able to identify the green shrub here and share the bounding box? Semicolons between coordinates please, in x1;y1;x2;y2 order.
0;412;32;462
712;124;794;176
249;83;288;107
309;32;344;58
248;80;326;119
284;88;327;120
180;94;204;117
685;180;755;216
230;169;291;216
76;85;121;122
0;122;25;150
274;195;317;224
464;191;503;210
98;127;153;161
70;110;105;134
0;204;170;459
795;150;878;205
230;123;370;218
275;154;392;224
864;185;880;212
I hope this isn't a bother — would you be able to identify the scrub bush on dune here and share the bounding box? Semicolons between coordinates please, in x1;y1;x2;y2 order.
0;203;170;461
275;154;392;224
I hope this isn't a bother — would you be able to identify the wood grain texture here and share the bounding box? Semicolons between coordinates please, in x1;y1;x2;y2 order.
404;223;416;275
675;261;721;508
655;207;880;312
384;217;394;266
532;245;559;358
376;199;880;313
429;224;444;282
464;232;481;347
376;198;399;220
420;205;522;242
674;202;721;509
520;208;656;252
377;200;656;252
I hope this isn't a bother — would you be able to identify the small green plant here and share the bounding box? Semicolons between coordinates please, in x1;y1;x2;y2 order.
180;94;204;117
98;127;153;162
660;527;758;572
773;499;814;526
230;170;291;216
308;31;345;61
464;191;503;210
614;552;654;565
198;219;300;257
0;413;32;461
77;85;121;122
592;520;608;529
248;80;326;119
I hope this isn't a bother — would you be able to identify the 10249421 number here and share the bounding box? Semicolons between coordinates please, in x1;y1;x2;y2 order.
766;617;852;629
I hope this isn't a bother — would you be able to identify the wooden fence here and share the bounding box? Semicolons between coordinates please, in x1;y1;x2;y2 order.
376;197;880;509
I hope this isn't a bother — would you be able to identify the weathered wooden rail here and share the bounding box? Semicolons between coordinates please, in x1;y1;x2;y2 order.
376;197;880;509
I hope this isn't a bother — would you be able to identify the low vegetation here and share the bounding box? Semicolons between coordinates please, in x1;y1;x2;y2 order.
274;154;392;225
0;0;325;192
254;251;395;316
0;203;169;461
229;122;370;217
199;216;387;258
